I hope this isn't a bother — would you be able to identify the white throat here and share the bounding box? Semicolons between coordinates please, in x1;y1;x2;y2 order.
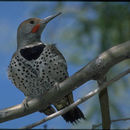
18;42;43;50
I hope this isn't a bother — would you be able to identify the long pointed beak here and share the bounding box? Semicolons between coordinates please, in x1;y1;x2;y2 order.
42;12;62;24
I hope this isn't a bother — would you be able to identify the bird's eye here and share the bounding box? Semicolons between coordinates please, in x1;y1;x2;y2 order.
30;20;34;24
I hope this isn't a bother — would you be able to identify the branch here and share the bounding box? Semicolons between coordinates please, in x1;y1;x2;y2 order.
20;69;130;129
92;117;130;129
98;76;111;129
0;41;130;123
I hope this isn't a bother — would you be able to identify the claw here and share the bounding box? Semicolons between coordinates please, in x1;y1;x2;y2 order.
22;97;31;111
54;82;60;91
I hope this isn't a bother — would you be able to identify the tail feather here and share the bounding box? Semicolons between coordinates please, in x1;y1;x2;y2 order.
62;106;86;124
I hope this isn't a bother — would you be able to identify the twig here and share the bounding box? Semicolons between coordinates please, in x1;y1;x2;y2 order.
92;117;130;129
20;69;130;129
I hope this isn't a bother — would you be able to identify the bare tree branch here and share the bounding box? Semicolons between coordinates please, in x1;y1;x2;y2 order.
98;76;111;129
20;69;130;129
92;117;130;129
0;41;130;123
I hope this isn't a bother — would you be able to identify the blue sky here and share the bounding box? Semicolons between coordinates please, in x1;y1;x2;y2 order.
0;2;130;129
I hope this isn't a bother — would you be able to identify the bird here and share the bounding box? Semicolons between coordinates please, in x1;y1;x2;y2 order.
8;12;85;124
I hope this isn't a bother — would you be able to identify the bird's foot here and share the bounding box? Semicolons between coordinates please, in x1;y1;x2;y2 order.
22;97;31;111
54;82;60;91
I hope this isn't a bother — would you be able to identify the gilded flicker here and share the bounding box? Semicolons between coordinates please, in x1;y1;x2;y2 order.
8;12;85;123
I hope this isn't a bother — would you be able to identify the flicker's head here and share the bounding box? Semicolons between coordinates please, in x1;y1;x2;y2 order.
17;12;61;49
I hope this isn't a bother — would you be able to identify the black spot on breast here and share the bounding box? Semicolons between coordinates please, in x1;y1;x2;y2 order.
20;44;45;61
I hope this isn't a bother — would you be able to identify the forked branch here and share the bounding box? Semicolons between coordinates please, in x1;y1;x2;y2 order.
0;41;130;125
20;69;130;129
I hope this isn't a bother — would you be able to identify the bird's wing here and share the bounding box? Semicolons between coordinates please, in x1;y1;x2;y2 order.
47;44;68;69
46;44;75;107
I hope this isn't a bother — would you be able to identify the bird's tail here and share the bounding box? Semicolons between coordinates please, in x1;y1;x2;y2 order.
62;106;86;124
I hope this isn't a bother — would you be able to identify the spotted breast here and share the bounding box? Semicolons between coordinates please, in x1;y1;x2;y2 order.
8;43;68;97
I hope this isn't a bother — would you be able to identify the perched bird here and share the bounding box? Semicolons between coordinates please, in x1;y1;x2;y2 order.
8;12;85;123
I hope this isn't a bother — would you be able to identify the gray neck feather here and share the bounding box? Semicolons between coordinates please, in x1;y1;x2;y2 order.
17;34;41;50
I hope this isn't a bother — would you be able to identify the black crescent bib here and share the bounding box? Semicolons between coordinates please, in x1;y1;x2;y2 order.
20;44;45;61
